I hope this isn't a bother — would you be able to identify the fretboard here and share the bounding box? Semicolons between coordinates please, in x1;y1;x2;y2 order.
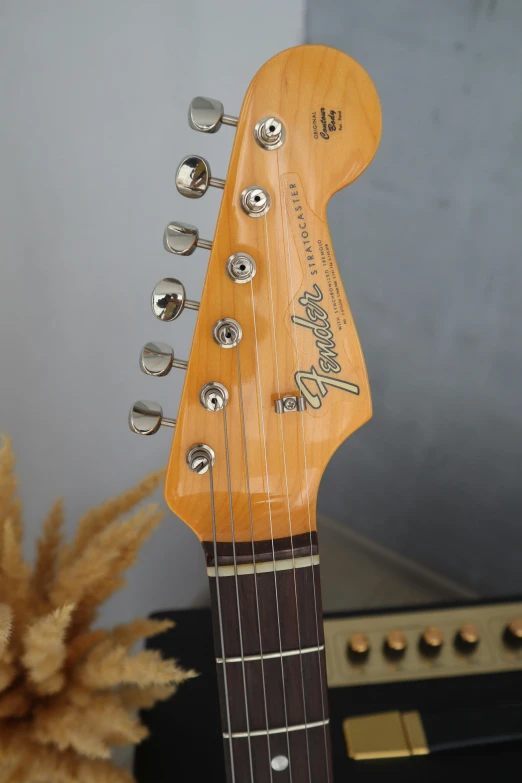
203;532;333;783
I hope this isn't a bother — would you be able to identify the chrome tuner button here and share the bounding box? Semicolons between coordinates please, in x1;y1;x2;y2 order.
188;96;238;134
164;221;213;256
186;444;216;475
226;253;256;283
151;279;200;322
200;382;229;411
254;116;285;150
140;342;188;376
129;400;176;435
176;155;225;199
240;185;271;217
212;318;242;348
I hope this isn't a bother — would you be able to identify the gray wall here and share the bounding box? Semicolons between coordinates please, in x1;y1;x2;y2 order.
308;0;522;595
2;0;520;624
0;0;304;626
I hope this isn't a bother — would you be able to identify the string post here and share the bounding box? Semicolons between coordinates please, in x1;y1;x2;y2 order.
186;443;215;475
200;382;229;411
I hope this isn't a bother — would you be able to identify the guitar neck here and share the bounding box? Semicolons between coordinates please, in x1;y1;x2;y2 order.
129;41;380;783
203;532;333;783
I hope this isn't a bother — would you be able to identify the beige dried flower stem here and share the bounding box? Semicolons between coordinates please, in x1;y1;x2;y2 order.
0;438;191;782
59;467;165;569
111;617;174;649
0;605;11;653
77;641;196;690
32;498;64;607
1;519;32;640
23;604;75;694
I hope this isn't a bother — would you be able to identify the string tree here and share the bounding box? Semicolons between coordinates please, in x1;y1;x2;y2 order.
274;395;307;414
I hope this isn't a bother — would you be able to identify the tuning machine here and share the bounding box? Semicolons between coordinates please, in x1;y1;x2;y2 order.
151;278;200;322
129;400;176;435
176;155;225;199
164;221;212;256
188;96;237;134
140;342;188;376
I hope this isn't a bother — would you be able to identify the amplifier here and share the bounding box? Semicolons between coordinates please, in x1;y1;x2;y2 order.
135;601;522;782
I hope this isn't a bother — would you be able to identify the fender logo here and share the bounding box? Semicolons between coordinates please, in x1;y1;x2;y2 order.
292;284;359;409
295;366;359;409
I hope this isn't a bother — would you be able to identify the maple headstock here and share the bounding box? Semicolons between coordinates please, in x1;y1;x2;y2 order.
132;45;382;544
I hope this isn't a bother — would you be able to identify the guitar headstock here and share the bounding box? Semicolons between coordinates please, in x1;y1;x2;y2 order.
130;45;381;545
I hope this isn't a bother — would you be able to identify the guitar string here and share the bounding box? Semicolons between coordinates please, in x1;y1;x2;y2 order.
280;172;332;782
249;280;293;777
208;461;236;783
222;404;255;782
263;215;313;783
235;345;274;782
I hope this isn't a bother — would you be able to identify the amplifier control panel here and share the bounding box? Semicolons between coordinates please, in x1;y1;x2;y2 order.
324;601;522;687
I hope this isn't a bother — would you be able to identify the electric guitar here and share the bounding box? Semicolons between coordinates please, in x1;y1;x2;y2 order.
129;44;381;783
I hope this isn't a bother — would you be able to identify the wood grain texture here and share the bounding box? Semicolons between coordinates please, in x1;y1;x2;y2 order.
165;44;381;543
202;531;318;567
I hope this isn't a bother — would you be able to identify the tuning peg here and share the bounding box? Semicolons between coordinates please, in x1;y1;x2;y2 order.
129;400;176;435
151;278;200;322
140;341;188;376
163;221;212;256
175;155;225;199
188;96;238;134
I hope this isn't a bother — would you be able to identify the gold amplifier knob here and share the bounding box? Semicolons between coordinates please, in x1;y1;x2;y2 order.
347;632;370;661
504;618;522;647
420;626;444;656
384;629;407;657
455;623;480;651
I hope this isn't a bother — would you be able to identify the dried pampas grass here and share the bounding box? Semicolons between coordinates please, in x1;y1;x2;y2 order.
0;436;195;782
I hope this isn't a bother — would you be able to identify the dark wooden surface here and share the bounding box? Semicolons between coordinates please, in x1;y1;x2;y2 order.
135;606;522;783
202;532;319;566
204;535;333;783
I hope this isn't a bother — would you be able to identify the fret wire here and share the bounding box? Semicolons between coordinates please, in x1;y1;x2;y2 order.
224;718;330;740
264;205;312;782
209;567;331;747
236;346;273;781
216;644;325;664
208;464;236;783
223;406;254;783
281;170;332;783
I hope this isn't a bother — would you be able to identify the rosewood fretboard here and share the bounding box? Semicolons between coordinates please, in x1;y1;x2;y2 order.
203;532;333;783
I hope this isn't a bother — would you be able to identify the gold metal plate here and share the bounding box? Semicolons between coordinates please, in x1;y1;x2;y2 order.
325;601;522;687
343;710;429;760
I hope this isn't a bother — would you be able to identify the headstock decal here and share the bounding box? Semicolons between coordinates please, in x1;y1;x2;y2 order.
283;173;362;410
141;45;383;543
